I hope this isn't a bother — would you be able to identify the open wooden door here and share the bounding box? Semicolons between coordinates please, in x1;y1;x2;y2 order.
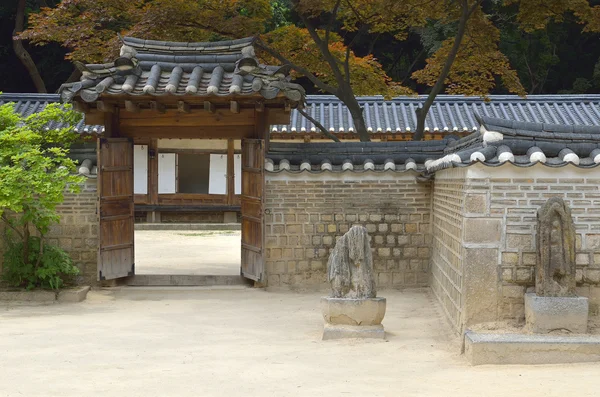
240;138;265;282
97;138;135;280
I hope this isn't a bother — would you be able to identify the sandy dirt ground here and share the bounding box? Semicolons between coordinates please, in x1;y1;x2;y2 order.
135;230;241;275
1;288;600;397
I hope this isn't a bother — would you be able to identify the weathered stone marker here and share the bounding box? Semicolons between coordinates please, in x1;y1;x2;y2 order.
525;197;589;333
321;225;386;339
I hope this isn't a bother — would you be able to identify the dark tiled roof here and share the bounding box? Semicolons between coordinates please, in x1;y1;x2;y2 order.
266;141;449;173
59;36;305;103
425;115;600;173
0;93;101;134
272;95;600;135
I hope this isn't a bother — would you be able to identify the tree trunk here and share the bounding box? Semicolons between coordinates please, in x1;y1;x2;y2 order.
13;0;47;93
23;222;30;265
341;94;369;142
65;68;82;84
413;1;476;141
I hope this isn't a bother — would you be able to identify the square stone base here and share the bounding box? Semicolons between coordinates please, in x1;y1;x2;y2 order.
465;331;600;365
322;324;385;340
525;293;589;333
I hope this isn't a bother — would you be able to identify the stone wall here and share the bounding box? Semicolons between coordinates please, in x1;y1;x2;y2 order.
431;164;600;334
482;166;600;321
265;171;432;291
46;179;98;286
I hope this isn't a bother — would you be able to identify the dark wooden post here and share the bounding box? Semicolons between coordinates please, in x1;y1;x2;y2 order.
227;138;235;205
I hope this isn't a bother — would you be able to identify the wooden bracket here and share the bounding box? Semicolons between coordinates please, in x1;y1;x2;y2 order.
204;101;216;113
150;101;166;114
255;101;265;112
124;100;140;113
97;101;116;113
73;101;90;113
230;101;240;114
178;101;191;113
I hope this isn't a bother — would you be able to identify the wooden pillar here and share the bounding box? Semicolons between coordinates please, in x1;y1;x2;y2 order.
255;109;269;153
103;111;119;138
227;138;235;205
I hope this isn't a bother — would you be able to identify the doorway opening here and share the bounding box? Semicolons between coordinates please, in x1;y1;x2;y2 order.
134;229;241;276
132;138;242;277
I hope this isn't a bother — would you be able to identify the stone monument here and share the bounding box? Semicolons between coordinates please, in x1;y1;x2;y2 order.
321;225;386;339
525;197;589;333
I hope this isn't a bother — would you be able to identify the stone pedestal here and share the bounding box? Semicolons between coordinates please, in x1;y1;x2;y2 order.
525;293;589;334
321;297;386;340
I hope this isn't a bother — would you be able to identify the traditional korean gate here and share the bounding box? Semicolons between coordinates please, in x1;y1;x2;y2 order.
240;138;265;282
97;138;135;280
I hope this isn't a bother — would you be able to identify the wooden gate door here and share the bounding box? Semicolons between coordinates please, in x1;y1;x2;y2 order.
97;138;135;280
240;138;265;282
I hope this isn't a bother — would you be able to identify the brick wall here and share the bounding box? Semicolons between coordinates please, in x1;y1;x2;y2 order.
430;168;466;332
46;179;98;286
265;171;431;291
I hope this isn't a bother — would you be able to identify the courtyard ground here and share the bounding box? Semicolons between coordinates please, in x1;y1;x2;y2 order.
135;230;241;275
1;288;599;397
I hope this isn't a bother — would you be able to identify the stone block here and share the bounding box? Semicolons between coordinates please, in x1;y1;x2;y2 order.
524;293;588;333
463;248;499;327
463;218;501;244
507;234;533;250
465;331;600;365
391;224;403;233
57;286;90;303
587;234;600;250
321;297;386;326
502;252;518;265
464;194;487;214
322;324;385;340
405;223;417;233
502;285;525;299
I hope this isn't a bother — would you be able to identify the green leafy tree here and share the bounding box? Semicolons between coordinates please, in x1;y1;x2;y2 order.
0;100;83;289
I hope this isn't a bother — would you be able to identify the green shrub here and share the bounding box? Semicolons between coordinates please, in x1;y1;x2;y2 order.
2;236;79;290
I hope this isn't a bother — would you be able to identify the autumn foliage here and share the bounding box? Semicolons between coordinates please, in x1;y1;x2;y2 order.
18;0;600;140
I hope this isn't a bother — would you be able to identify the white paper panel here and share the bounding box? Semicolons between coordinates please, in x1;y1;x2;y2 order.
234;154;242;195
208;154;227;194
158;153;176;194
133;145;148;194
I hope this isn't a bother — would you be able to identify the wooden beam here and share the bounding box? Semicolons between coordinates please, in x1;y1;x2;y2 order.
177;101;191;113
73;101;89;113
119;125;255;139
266;108;291;125
255;101;265;112
204;101;216;113
230;101;240;114
119;108;256;127
254;109;268;141
150;101;166;114
124;100;140;113
103;112;120;138
84;110;104;125
97;101;116;113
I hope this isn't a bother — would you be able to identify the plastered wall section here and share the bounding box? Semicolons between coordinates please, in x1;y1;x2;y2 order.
264;171;432;291
45;179;99;286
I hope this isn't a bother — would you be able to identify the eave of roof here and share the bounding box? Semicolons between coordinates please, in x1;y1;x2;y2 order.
59;36;305;105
